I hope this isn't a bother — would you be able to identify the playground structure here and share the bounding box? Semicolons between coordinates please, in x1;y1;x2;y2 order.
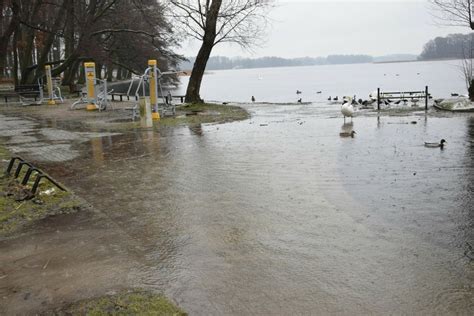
126;59;177;126
71;61;175;123
45;65;63;105
71;62;113;111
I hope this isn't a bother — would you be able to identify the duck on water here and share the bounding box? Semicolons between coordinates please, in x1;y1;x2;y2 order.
424;139;447;148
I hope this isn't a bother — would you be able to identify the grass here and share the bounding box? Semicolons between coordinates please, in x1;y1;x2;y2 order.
50;291;186;316
159;103;250;127
0;141;84;237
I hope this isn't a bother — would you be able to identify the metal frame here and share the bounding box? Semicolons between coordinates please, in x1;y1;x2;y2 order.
377;86;429;110
71;78;113;111
5;156;67;197
132;66;176;118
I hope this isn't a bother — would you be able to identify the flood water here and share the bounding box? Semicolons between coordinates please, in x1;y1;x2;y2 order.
30;103;473;314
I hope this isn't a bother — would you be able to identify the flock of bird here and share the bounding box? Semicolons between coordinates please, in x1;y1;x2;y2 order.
250;90;447;149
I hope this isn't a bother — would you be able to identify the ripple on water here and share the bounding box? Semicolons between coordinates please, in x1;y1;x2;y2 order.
429;287;474;314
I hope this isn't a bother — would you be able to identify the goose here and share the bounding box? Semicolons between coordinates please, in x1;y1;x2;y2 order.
328;96;332;101
424;139;446;148
340;130;356;138
297;98;302;103
251;96;255;102
333;96;339;101
341;99;355;121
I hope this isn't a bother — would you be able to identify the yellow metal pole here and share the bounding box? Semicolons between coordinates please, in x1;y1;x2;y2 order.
45;65;55;105
148;59;160;121
84;62;97;111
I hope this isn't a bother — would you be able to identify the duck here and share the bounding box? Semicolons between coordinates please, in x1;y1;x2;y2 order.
333;96;339;101
317;91;322;94
296;90;302;94
251;96;255;102
297;98;302;103
351;95;358;105
340;130;356;138
424;139;446;148
341;99;355;121
328;96;332;101
451;93;459;97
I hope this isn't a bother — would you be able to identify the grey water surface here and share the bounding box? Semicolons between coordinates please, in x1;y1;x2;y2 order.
30;103;473;315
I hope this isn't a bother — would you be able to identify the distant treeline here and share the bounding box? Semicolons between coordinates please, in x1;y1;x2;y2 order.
179;54;417;70
418;33;474;60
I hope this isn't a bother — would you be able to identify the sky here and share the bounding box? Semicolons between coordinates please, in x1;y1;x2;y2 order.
178;0;470;58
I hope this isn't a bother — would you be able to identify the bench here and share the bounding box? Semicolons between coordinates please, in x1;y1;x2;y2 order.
15;84;43;101
15;84;44;105
0;91;18;103
111;92;138;102
0;80;15;103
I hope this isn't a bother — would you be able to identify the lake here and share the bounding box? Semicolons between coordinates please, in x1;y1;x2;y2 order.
174;60;467;103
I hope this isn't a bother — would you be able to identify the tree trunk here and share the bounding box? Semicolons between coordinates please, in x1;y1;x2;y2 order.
13;31;19;85
62;59;79;86
33;1;67;82
107;65;114;81
469;80;474;101
63;0;75;83
185;41;214;103
0;0;19;78
185;0;222;103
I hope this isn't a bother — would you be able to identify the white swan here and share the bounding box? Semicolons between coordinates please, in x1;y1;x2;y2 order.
341;98;355;121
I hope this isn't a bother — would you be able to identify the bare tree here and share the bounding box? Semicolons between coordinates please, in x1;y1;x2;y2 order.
431;1;474;99
169;0;272;103
430;0;474;29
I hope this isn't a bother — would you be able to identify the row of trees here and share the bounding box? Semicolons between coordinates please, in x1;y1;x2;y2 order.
0;0;184;89
0;0;272;103
180;55;378;71
418;33;474;60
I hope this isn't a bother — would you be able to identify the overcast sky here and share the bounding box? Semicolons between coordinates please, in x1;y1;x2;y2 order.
179;0;470;58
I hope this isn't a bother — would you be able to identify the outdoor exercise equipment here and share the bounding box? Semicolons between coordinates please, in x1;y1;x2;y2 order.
45;65;63;105
71;62;113;111
130;60;176;126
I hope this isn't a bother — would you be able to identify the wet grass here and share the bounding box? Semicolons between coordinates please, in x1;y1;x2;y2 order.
49;291;186;316
159;103;250;127
0;142;84;237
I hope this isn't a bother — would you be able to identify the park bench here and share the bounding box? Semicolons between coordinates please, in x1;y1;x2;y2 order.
0;79;16;103
14;84;44;105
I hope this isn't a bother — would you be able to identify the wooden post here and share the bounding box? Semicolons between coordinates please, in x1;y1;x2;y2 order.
425;86;428;110
377;88;380;110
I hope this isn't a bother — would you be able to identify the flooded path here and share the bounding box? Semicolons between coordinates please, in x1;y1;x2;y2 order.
1;104;473;314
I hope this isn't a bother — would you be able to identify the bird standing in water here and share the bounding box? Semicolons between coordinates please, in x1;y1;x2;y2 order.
341;98;355;122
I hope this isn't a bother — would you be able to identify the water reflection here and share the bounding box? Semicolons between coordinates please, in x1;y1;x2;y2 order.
188;124;203;136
